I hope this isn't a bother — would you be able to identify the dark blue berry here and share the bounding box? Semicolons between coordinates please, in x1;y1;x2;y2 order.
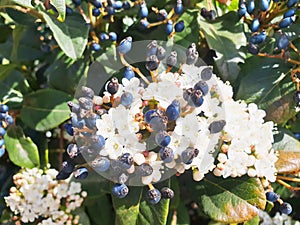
68;101;80;113
158;9;168;21
250;18;260;32
144;109;158;123
81;86;94;99
92;7;101;16
0;147;5;158
248;43;259;55
91;42;101;51
138;163;153;176
277;34;289;50
99;33;109;41
201;67;213;81
72;0;81;7
0;104;8;113
106;6;115;15
67;143;78;158
124;67;135;80
92;157;110;172
266;191;279;202
149;117;167;132
247;0;255;14
260;0;269;11
118;36;132;54
123;1;131;9
79;97;93;110
91;135;106;149
174;0;183;14
166;100;180;121
112;183;129;198
121;92;133;107
0;127;6;136
113;1;123;9
190;90;204;107
284;8;296;18
159;147;174;163
92;0;103;8
119;153;134;169
161;187;174;199
109;32;117;41
166;20;173;35
0;113;6;120
186;43;199;65
139;2;148;18
208;120;226;133
175;20;184;32
155;131;171;147
249;31;266;44
40;43;51;53
166;51;177;67
279;202;292;215
106;77;119;95
279;17;294;28
194;81;209;95
145;55;159;71
140;19;149;29
64;123;74;136
238;3;247;17
74;167;89;179
5;115;14;125
287;0;298;7
294;133;300;139
66;6;73;15
146;41;158;57
201;8;216;20
181;147;199;164
146;188;161;204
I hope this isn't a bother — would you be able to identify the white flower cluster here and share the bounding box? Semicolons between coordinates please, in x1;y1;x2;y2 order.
85;64;277;185
4;167;87;225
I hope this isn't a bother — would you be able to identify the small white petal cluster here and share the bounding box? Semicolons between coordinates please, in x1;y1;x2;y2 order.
4;167;87;225
88;64;277;185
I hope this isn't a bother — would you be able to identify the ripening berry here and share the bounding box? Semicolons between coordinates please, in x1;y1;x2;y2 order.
277;33;289;50
166;51;177;67
194;81;209;95
0;104;9;113
92;0;103;8
284;8;296;18
279;17;294;28
247;42;259;55
0;127;6;136
112;183;129;198
123;1;131;9
67;143;78;158
91;134;106;149
156;46;166;61
145;55;159;71
109;32;117;41
113;1;123;10
201;67;213;81
140;19;149;29
5;115;14;125
260;0;269;11
146;40;158;57
247;0;255;14
174;0;183;14
166;100;180;121
238;3;247;17
279;202;293;215
155;131;171;147
99;33;109;41
121;92;133;107
146;188;161;204
181;147;199;164
139;2;148;18
249;31;266;44
106;6;115;15
92;8;101;17
159;147;174;163
287;0;298;7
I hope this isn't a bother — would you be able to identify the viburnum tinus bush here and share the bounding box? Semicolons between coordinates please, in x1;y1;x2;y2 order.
0;0;300;224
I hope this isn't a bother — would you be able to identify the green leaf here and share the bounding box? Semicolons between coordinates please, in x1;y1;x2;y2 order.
198;12;246;83
50;0;66;22
20;89;74;131
4;125;40;168
236;57;296;125
243;215;260;225
42;12;89;59
273;128;300;152
73;208;91;225
189;175;266;223
11;0;33;8
0;64;17;82
113;183;170;225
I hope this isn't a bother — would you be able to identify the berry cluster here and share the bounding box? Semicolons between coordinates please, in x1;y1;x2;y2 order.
0;103;14;158
266;191;293;215
238;0;298;54
57;38;278;204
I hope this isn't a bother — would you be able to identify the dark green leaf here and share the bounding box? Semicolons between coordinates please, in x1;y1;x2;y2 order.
50;0;66;21
236;57;296;125
5;8;36;25
73;208;91;225
189;175;266;223
0;64;17;82
20;89;74;131
42;12;89;59
4;125;40;168
198;12;247;83
11;0;33;8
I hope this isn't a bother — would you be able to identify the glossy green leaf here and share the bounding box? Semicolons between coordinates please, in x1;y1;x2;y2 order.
50;0;66;22
4;125;40;168
42;12;89;59
236;57;296;125
20;89;74;131
0;64;17;82
112;183;170;225
189;175;266;223
198;12;246;83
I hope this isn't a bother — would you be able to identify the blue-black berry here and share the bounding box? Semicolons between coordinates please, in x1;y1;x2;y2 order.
146;188;161;204
279;202;292;215
112;183;129;198
106;77;119;95
74;167;89;179
161;187;174;199
266;191;279;202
